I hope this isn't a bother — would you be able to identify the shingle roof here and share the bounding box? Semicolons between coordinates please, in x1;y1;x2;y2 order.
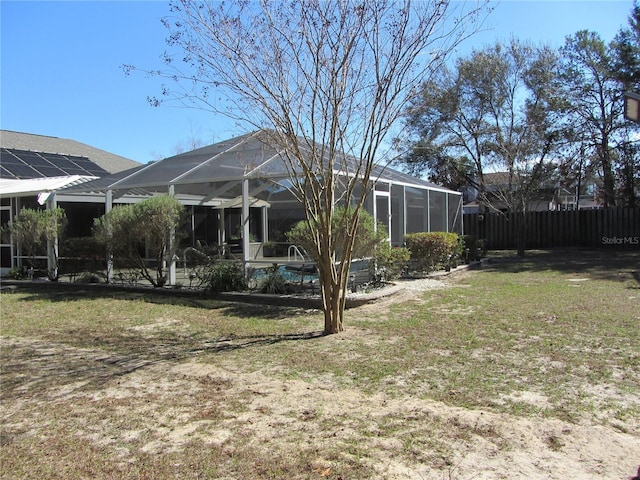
0;130;141;174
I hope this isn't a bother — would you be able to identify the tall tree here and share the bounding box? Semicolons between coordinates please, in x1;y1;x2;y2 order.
558;30;629;208
612;1;640;93
133;0;488;334
400;39;563;255
612;2;640;207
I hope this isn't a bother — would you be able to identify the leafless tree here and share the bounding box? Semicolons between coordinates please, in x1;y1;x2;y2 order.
139;0;488;333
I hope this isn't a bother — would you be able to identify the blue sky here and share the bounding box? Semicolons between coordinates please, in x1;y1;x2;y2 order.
1;0;634;164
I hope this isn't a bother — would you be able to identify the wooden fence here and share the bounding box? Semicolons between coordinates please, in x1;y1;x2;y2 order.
463;208;640;250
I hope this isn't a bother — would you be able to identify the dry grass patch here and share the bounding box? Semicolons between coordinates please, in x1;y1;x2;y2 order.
1;249;639;479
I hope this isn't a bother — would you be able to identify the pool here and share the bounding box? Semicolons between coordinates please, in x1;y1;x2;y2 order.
252;260;372;286
252;264;319;284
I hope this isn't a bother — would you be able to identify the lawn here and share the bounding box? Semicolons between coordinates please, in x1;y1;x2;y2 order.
1;249;639;479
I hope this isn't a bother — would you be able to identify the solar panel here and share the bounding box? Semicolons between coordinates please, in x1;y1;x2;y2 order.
15;151;52;167
70;157;108;176
36;166;68;177
56;165;88;176
0;164;14;177
0;148;109;179
0;149;23;165
1;162;39;178
38;153;77;170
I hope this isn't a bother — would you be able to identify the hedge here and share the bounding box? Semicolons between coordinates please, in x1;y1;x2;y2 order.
405;232;461;273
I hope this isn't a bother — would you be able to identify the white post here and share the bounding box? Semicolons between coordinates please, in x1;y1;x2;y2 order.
402;185;407;242
46;193;58;280
445;191;450;232
241;178;250;268
106;189;114;283
219;208;225;252
168;185;176;286
426;189;431;232
261;206;268;244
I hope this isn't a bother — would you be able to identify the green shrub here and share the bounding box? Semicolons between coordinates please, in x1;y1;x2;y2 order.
374;245;411;281
9;207;67;280
259;264;287;294
461;235;486;262
93;196;186;287
203;261;248;293
405;232;460;272
286;207;388;262
7;266;25;280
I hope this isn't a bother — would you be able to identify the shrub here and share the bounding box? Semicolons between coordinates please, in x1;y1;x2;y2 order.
259;264;287;294
93;196;186;287
203;261;248;293
405;232;460;273
461;235;486;262
286;207;388;262
7;266;25;280
9;207;67;280
374;245;411;281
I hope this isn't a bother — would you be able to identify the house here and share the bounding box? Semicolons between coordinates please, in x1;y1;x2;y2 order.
462;171;603;214
3;130;463;283
0;130;141;276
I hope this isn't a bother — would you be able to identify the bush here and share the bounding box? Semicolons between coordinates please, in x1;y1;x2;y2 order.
59;237;104;279
9;207;67;280
461;235;486;262
405;232;460;273
286;207;388;262
259;264;287;294
374;245;411;281
203;261;248;293
7;266;25;280
93;196;186;287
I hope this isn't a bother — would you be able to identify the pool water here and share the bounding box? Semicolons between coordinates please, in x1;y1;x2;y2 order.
252;264;319;284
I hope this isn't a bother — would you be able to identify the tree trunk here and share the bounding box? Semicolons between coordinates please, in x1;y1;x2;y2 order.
515;210;527;257
318;256;345;335
322;284;344;334
600;138;617;208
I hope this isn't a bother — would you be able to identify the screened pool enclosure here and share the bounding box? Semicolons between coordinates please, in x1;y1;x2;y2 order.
56;130;463;284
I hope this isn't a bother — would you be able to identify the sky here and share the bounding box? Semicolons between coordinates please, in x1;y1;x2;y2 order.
0;0;635;164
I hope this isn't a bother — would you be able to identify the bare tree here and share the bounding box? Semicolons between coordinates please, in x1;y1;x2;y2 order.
400;39;564;256
134;0;487;333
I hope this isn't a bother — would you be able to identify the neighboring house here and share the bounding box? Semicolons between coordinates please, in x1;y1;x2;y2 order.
462;172;602;214
0;130;141;275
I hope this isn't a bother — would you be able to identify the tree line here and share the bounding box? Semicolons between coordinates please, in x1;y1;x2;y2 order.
397;3;640;233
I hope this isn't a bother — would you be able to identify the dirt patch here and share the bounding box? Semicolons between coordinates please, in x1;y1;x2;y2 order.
2;332;639;479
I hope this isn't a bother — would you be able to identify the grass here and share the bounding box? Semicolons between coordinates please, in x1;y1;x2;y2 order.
1;248;639;478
